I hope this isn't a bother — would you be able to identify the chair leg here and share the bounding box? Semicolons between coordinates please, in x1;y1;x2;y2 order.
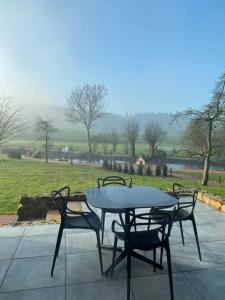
111;236;118;276
160;246;163;266
165;241;174;300
101;210;106;244
51;224;63;276
132;209;137;231
153;249;156;272
179;221;185;245
127;251;131;300
96;231;104;275
191;216;202;261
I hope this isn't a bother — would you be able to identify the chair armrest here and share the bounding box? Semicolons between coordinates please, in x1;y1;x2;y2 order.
111;220;123;234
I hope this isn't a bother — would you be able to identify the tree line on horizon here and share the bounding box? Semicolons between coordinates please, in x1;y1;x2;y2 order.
1;72;225;186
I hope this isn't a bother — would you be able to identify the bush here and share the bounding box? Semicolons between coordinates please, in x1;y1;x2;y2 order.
129;164;135;175
146;165;152;176
162;164;168;177
113;161;117;171
108;161;113;171
155;164;161;176
137;164;143;176
102;159;109;169
8;149;21;159
124;162;128;173
117;164;122;172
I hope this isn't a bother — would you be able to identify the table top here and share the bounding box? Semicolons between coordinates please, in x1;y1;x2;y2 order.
85;185;177;210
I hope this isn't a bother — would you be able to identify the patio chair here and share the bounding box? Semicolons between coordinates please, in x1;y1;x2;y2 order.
153;183;202;262
111;209;176;300
50;186;103;276
97;176;133;244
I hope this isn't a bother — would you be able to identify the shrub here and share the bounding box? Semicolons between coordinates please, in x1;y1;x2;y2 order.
117;164;122;172
113;161;117;171
8;149;21;159
129;164;135;175
155;164;161;176
146;165;152;176
124;162;128;173
102;159;108;169
137;164;143;176
109;161;113;171
162;164;168;177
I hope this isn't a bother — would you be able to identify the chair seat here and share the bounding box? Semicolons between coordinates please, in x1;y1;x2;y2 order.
116;229;161;251
64;213;101;230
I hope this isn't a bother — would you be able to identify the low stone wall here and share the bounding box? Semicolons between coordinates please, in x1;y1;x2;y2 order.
17;192;86;221
197;191;225;212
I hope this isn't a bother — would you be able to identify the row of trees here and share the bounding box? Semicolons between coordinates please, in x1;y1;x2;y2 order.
1;72;225;186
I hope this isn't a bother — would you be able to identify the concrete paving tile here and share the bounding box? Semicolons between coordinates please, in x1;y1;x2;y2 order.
132;273;203;300
170;242;225;272
15;234;65;258
66;231;109;254
183;268;225;300
0;260;11;287
184;223;225;242
66;279;134;300
1;256;65;292
23;225;59;237
66;252;126;285
0;238;20;260
194;210;225;226
0;227;25;238
129;251;179;277
0;286;65;300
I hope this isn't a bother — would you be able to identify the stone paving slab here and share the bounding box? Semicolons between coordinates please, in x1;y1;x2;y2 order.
0;286;65;300
1;256;65;292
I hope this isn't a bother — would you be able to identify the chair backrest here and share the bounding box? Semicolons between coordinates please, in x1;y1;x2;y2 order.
114;209;176;243
97;176;132;188
173;183;199;213
51;186;70;217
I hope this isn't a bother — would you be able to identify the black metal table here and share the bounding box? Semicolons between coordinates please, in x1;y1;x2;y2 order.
85;185;177;276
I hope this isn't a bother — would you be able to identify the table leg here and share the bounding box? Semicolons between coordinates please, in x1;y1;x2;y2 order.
105;249;128;276
131;251;164;270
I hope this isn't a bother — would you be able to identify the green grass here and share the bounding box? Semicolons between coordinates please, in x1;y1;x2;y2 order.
1;158;225;215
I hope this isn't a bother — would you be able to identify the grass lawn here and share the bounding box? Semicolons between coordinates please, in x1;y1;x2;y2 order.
1;157;225;215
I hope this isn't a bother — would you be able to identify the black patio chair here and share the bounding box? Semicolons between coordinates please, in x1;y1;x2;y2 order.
153;183;202;262
97;176;133;244
111;209;176;300
50;186;103;276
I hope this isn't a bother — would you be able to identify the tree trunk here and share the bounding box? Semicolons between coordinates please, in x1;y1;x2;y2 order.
202;154;210;185
201;122;212;186
45;134;48;163
86;127;92;163
131;142;136;160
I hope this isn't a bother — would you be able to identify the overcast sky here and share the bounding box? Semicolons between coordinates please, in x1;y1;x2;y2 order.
0;0;225;114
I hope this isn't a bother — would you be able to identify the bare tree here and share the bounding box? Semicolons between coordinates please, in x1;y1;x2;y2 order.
124;118;139;159
109;129;119;152
35;118;57;163
144;122;164;159
65;84;107;162
173;72;225;185
0;96;23;144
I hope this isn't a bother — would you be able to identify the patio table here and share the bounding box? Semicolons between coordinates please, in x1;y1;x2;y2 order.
85;185;177;276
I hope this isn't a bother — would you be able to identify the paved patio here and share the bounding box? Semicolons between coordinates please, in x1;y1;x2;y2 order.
0;201;225;299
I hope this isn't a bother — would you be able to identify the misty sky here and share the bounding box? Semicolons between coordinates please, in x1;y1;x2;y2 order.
0;0;225;114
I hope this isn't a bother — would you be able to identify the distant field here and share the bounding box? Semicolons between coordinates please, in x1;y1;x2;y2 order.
0;156;225;215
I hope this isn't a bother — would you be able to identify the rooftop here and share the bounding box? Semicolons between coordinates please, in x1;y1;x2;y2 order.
0;201;225;299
